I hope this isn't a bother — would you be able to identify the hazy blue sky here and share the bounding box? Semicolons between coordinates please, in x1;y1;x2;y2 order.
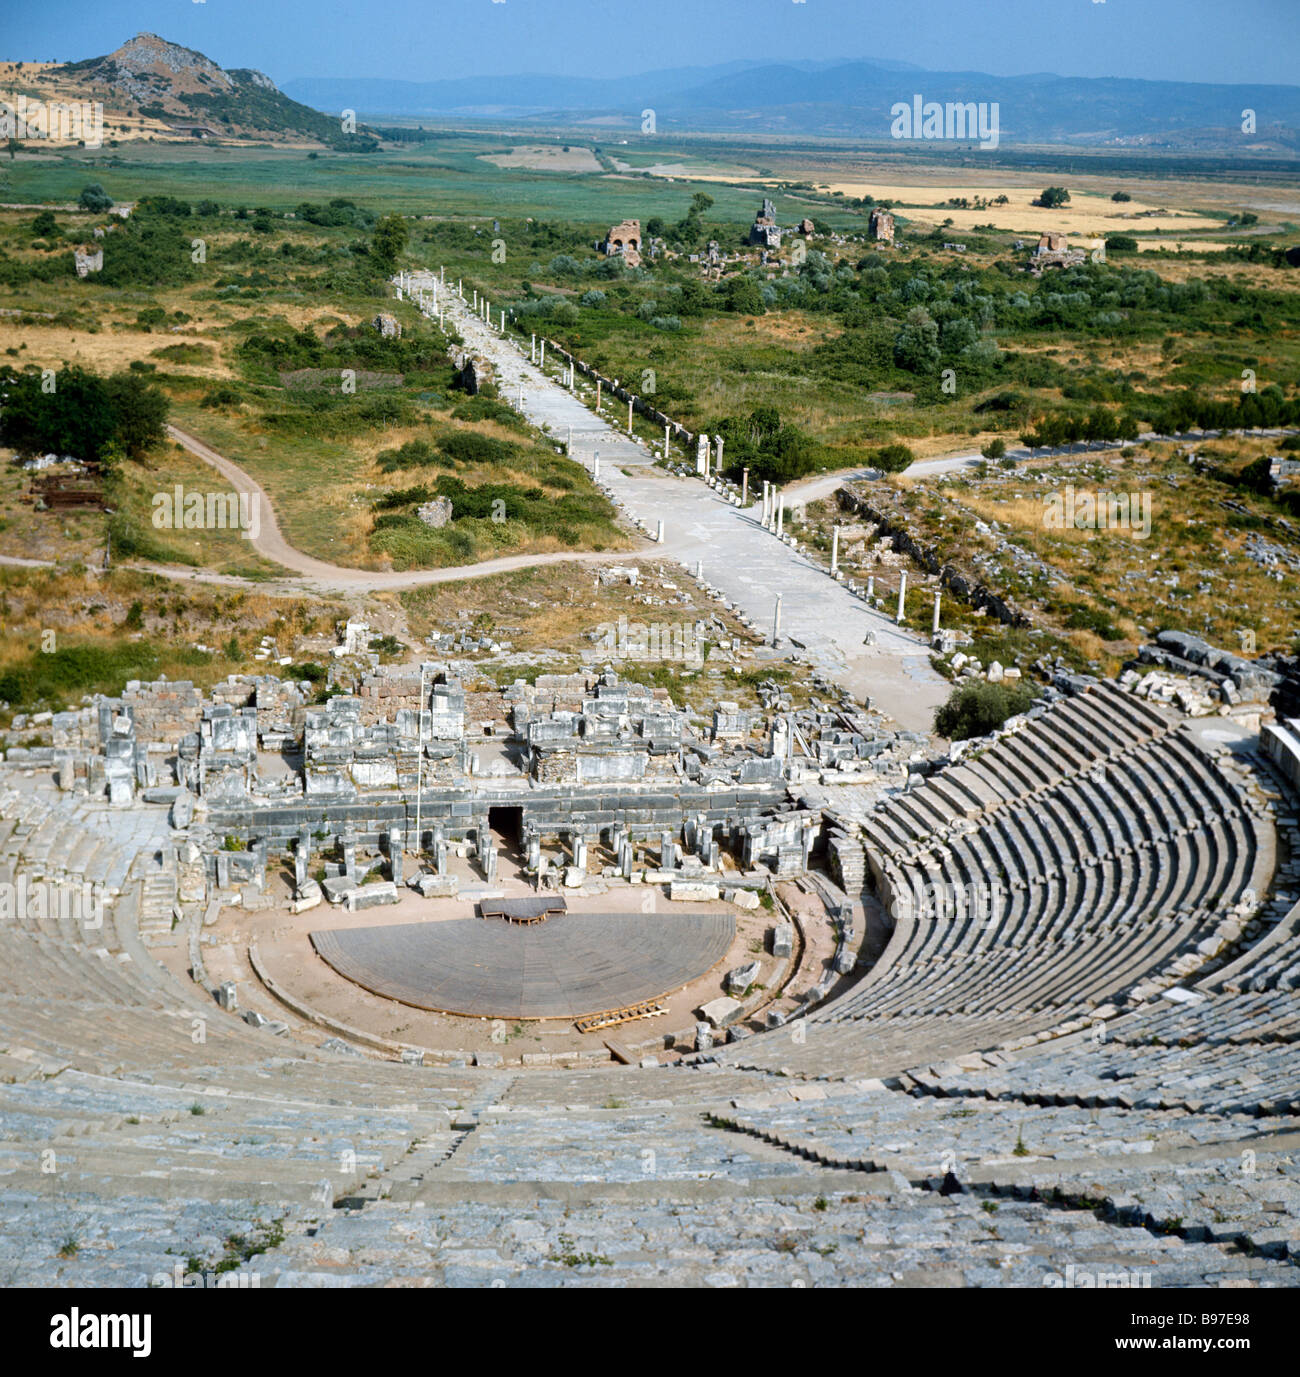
9;0;1298;86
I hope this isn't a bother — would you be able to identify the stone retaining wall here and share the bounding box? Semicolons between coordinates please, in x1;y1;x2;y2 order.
835;487;1029;627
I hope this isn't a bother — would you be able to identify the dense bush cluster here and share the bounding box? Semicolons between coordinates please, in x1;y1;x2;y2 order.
0;365;168;462
934;680;1039;741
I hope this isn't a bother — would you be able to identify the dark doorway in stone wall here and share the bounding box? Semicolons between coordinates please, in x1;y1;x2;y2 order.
488;805;524;857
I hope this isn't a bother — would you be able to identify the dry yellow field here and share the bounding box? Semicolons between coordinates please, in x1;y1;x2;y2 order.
481;145;604;173
1135;238;1236;252
819;183;1219;234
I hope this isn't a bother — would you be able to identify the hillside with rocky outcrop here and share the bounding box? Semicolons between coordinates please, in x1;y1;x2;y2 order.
1;33;374;147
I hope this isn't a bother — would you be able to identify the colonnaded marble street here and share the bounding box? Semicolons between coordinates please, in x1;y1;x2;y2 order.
438;278;950;735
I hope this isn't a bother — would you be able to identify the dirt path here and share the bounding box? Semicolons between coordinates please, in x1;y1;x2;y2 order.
165;424;646;592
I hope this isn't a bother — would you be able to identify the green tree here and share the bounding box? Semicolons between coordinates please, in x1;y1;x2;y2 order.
722;276;765;315
1037;187;1071;209
371;214;409;271
31;210;58;238
78;183;113;212
893;308;940;374
0;365;115;460
873;443;914;473
103;371;170;460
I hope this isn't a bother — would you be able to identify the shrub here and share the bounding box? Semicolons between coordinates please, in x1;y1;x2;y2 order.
934;681;1037;741
873;443;915;473
980;438;1007;460
376;439;450;472
78;183;113;213
437;431;517;466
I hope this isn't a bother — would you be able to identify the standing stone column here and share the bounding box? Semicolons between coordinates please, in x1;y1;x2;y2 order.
628;398;634;432
896;571;908;624
867;574;875;598
933;589;942;635
661;829;675;871
696;435;709;476
656;519;665;543
388;826;404;885
341;830;357;880
772;593;783;646
742;467;749;505
483;841;498;884
830;525;840;575
573;836;588;872
527;835;541;872
714;435;724;474
531;334;536;362
540;339;546;367
776;494;785;538
294;827;310;893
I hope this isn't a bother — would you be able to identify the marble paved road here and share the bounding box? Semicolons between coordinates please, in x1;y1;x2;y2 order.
438;289;947;733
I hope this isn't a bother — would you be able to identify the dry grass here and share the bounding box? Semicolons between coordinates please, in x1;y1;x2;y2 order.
481;145;604;174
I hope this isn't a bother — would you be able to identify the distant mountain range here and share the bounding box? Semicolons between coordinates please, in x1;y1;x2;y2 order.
9;35;1297;155
284;58;1300;152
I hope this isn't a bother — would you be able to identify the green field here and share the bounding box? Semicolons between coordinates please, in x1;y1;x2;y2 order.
1;134;858;226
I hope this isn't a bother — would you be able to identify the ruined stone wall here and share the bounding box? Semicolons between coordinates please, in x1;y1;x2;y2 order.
835;487;1029;628
116;680;207;745
205;780;790;852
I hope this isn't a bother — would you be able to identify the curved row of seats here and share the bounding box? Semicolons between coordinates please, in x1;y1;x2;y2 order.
722;686;1275;1079
906;986;1300;1119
